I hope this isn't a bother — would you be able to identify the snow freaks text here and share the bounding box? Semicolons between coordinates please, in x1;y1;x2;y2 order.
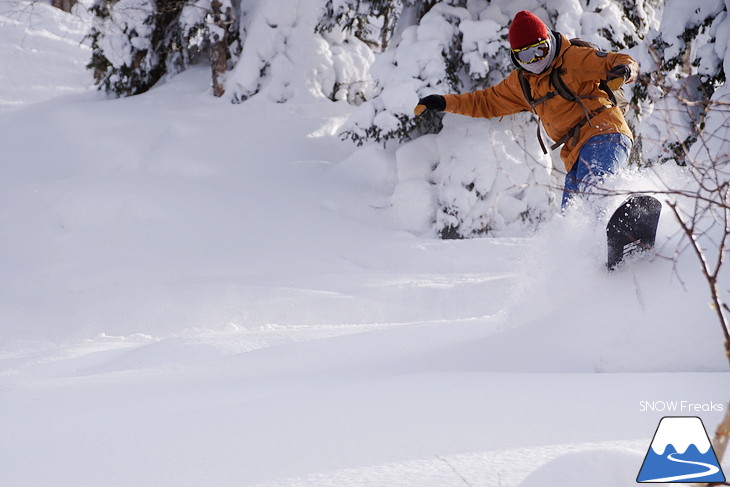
639;401;726;413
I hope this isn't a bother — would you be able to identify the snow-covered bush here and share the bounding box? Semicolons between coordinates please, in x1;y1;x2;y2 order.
431;115;556;238
87;0;243;97
86;0;162;96
227;0;375;104
316;0;436;51
340;1;475;146
686;0;730;170
314;0;438;104
88;0;376;102
632;0;727;165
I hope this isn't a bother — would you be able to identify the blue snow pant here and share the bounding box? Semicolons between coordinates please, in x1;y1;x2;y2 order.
561;133;632;210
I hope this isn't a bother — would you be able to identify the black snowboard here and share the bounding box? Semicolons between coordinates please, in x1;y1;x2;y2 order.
606;195;662;270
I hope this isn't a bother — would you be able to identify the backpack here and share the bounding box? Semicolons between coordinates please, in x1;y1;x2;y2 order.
517;38;629;155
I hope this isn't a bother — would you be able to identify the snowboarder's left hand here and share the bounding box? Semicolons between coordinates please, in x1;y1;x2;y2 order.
414;95;446;116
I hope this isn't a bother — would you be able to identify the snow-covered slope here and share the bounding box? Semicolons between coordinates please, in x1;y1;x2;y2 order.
0;4;728;487
0;0;90;112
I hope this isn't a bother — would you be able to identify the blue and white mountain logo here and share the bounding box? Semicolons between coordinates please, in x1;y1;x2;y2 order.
637;416;726;483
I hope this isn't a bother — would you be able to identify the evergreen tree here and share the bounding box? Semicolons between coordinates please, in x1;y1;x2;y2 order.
338;0;469;146
87;0;163;96
633;0;727;165
208;0;238;97
227;0;378;104
316;0;437;51
87;0;240;97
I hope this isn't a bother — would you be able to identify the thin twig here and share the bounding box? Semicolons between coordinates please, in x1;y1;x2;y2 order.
436;455;474;487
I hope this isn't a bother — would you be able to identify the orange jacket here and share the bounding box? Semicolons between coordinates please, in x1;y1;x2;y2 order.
443;34;638;172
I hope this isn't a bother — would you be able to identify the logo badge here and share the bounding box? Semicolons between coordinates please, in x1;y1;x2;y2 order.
637;416;726;483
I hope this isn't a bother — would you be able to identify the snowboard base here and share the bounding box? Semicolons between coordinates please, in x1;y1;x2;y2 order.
606;195;662;270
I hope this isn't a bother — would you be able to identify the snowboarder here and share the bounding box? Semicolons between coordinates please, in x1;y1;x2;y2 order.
414;10;639;211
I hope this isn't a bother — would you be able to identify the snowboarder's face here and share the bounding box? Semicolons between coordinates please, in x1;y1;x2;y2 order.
513;38;551;64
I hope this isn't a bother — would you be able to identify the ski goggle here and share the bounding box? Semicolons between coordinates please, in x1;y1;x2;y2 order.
513;38;551;64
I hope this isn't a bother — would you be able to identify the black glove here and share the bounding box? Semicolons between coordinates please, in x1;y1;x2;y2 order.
606;64;636;84
414;95;446;115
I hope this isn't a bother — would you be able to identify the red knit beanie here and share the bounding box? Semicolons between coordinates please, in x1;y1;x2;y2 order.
509;11;550;49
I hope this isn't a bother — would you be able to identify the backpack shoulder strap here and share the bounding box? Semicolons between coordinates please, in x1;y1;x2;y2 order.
550;67;576;103
599;79;619;106
517;70;550;155
518;69;558;111
563;38;621;107
517;70;533;107
567;38;599;49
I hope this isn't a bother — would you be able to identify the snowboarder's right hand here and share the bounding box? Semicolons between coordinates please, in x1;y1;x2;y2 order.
606;64;636;90
414;95;446;116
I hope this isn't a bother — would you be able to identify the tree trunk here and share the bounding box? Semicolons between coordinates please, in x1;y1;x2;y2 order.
52;0;77;13
210;0;230;97
693;405;730;487
713;405;730;465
